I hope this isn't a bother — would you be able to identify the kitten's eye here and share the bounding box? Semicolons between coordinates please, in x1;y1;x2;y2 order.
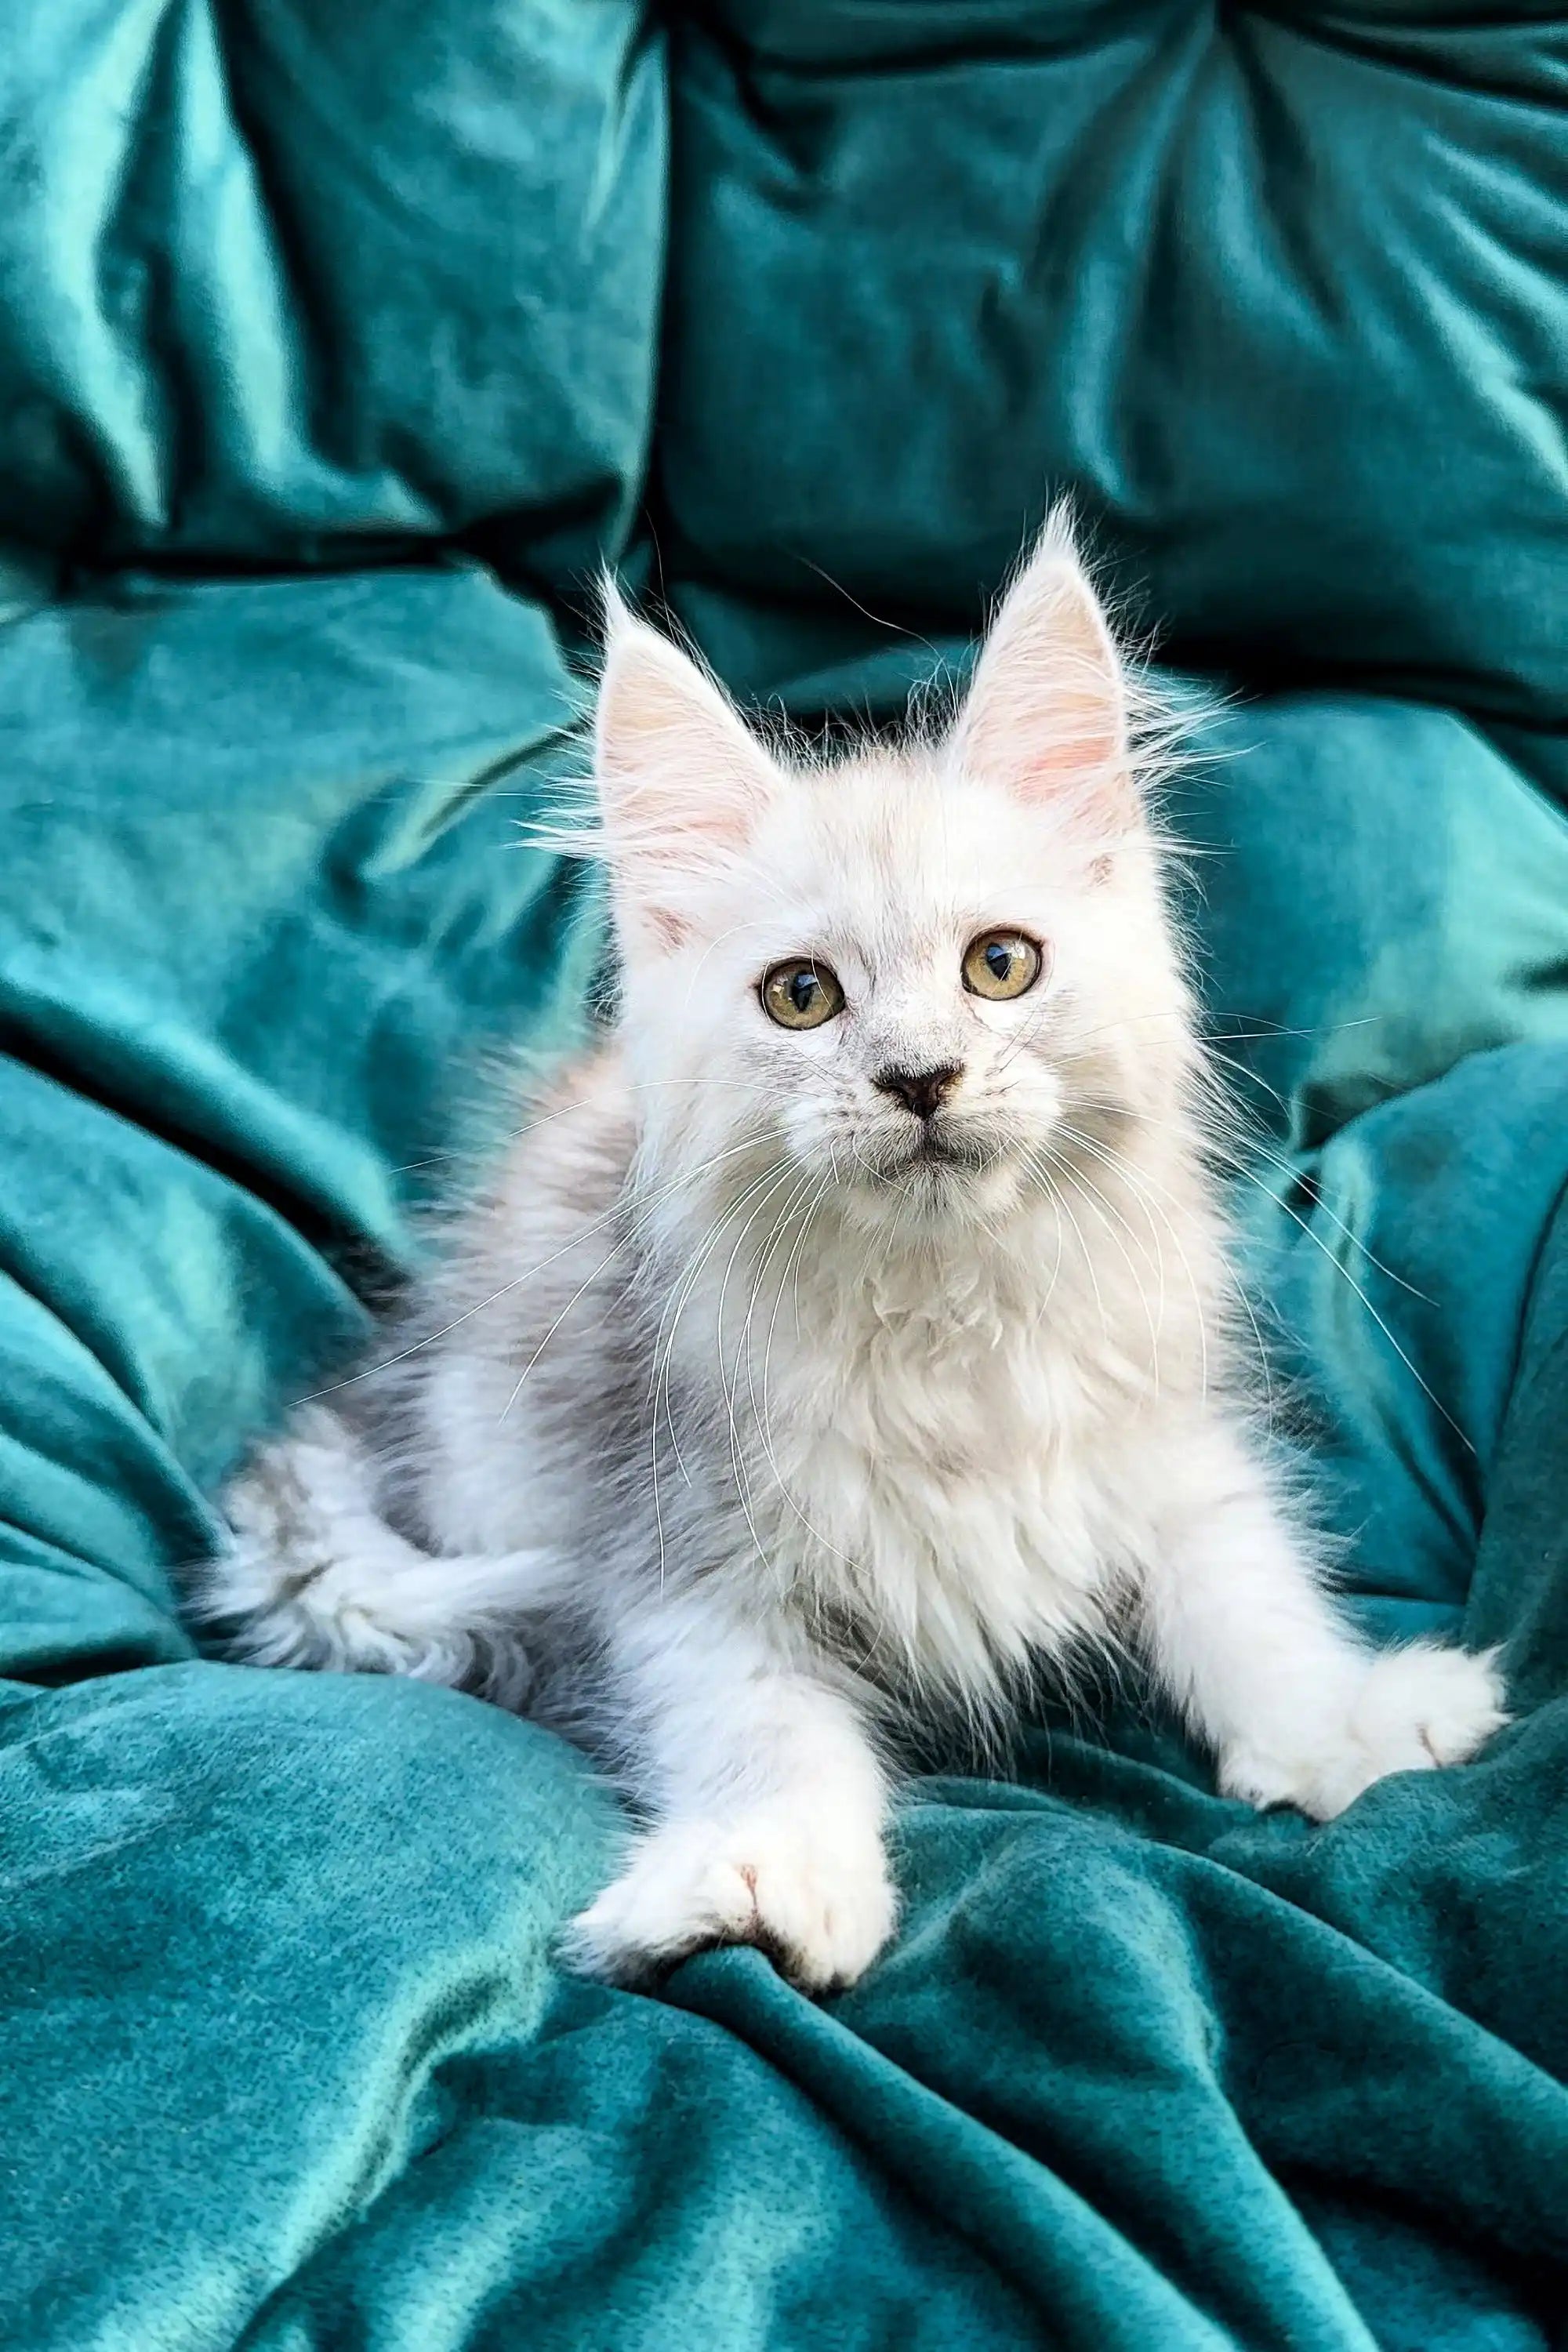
962;929;1044;1001
760;959;846;1030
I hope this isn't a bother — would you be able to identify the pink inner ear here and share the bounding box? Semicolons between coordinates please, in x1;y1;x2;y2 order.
594;608;776;883
639;902;692;955
1019;696;1121;791
956;546;1131;820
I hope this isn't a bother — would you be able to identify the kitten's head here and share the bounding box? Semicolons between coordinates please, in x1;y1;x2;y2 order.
590;517;1195;1236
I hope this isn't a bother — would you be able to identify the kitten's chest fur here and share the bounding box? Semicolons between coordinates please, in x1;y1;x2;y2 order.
668;1204;1178;1693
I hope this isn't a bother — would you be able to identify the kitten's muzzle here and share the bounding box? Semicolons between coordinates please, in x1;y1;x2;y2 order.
874;1064;964;1122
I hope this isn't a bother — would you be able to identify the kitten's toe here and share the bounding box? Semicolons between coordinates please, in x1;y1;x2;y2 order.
562;1814;896;1994
1221;1643;1508;1821
563;1829;758;1983
1348;1642;1509;1774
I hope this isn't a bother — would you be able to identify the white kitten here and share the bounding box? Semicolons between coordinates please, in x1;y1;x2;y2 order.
200;518;1506;1992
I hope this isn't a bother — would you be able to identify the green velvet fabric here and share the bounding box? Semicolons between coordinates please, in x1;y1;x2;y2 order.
3;3;1567;2346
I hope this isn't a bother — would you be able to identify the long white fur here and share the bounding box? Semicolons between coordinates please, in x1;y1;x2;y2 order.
198;516;1506;1992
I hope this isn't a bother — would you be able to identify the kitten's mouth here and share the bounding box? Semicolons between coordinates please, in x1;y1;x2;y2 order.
835;1117;1011;1192
891;1124;1004;1178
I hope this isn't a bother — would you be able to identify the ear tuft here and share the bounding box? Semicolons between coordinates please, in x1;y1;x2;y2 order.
954;509;1134;828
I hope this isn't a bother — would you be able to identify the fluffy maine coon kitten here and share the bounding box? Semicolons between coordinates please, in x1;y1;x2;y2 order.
202;521;1506;1992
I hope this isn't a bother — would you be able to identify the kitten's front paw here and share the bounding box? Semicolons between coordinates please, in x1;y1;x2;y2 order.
563;1813;897;1994
1221;1642;1508;1821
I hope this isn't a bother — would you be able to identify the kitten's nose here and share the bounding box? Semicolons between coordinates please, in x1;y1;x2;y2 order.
875;1064;963;1122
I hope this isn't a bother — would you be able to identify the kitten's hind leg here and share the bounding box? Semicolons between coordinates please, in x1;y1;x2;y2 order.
192;1405;558;1710
1140;1421;1506;1820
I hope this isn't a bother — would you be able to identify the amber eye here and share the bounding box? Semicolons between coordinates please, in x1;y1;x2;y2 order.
760;959;846;1030
962;930;1044;1001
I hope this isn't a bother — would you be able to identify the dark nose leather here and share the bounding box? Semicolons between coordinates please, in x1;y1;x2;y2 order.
875;1064;963;1121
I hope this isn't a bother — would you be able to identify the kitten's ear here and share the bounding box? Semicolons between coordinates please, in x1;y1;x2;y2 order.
594;583;775;952
954;514;1134;829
